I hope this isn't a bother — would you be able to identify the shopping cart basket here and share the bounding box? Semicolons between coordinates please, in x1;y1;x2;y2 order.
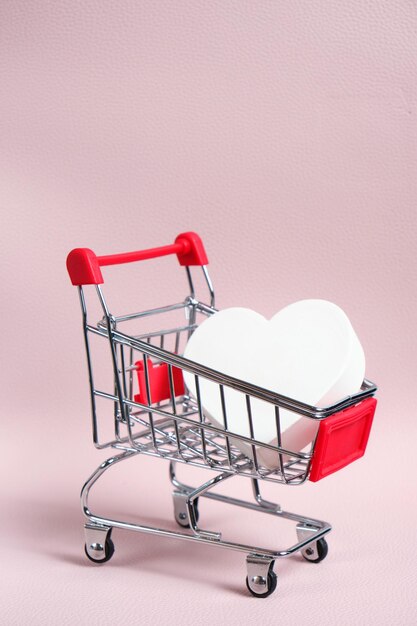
66;231;377;597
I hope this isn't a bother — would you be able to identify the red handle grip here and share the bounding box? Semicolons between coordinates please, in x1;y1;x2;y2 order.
66;231;208;286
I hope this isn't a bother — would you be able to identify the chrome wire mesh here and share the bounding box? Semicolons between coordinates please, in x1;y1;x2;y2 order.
80;290;376;486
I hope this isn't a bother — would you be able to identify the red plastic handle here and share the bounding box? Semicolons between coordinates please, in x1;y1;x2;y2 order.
66;231;208;285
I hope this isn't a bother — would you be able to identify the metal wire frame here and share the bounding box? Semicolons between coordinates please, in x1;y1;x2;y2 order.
81;450;332;561
77;268;377;486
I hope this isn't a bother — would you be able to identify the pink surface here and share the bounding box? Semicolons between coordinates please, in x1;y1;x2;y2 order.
1;1;417;624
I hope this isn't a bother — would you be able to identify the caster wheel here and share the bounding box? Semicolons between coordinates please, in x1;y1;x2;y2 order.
246;570;278;598
85;535;115;564
175;498;199;528
302;537;328;563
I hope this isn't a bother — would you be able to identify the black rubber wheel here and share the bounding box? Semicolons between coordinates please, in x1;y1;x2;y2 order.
302;537;328;563
246;570;278;598
176;498;199;528
84;536;115;564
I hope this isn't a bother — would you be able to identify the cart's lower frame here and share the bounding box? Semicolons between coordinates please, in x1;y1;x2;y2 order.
82;449;331;597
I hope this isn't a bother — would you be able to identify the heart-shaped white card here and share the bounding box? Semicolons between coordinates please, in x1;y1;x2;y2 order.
183;300;365;469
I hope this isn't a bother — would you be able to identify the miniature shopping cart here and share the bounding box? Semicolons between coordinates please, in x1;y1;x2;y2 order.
66;232;377;598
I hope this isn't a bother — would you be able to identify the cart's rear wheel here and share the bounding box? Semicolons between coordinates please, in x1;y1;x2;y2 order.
246;570;277;598
302;537;328;563
175;498;199;528
84;535;115;564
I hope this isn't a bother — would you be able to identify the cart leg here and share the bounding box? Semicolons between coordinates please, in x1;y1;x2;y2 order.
246;554;277;598
84;524;115;563
81;450;137;564
169;460;188;491
172;486;222;541
171;465;235;540
173;491;200;529
251;479;281;512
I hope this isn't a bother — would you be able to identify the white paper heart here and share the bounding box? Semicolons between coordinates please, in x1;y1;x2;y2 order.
183;300;365;469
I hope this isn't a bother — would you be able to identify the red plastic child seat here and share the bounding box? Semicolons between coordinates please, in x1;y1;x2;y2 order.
134;359;185;405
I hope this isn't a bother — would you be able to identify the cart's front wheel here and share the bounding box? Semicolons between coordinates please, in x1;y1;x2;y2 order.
301;537;328;563
246;570;277;598
84;536;115;564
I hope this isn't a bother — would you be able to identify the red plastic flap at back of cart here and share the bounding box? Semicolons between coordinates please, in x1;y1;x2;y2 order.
309;397;376;482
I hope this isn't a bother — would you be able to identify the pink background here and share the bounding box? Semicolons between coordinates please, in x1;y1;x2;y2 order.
1;1;417;624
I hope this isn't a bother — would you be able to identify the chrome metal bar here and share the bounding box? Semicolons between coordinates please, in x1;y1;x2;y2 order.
183;470;235;539
219;385;233;468
185;269;197;340
136;324;197;341
185;266;195;300
82;452;331;559
119;344;128;399
110;328;377;418
96;285;131;436
142;354;157;449
194;300;218;315
128;347;134;401
174;331;180;354
167;364;183;458
202;265;215;308
195;375;207;463
113;377;121;440
251;479;281;511
246;395;259;473
111;302;189;324
275;405;286;483
78;287;99;446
